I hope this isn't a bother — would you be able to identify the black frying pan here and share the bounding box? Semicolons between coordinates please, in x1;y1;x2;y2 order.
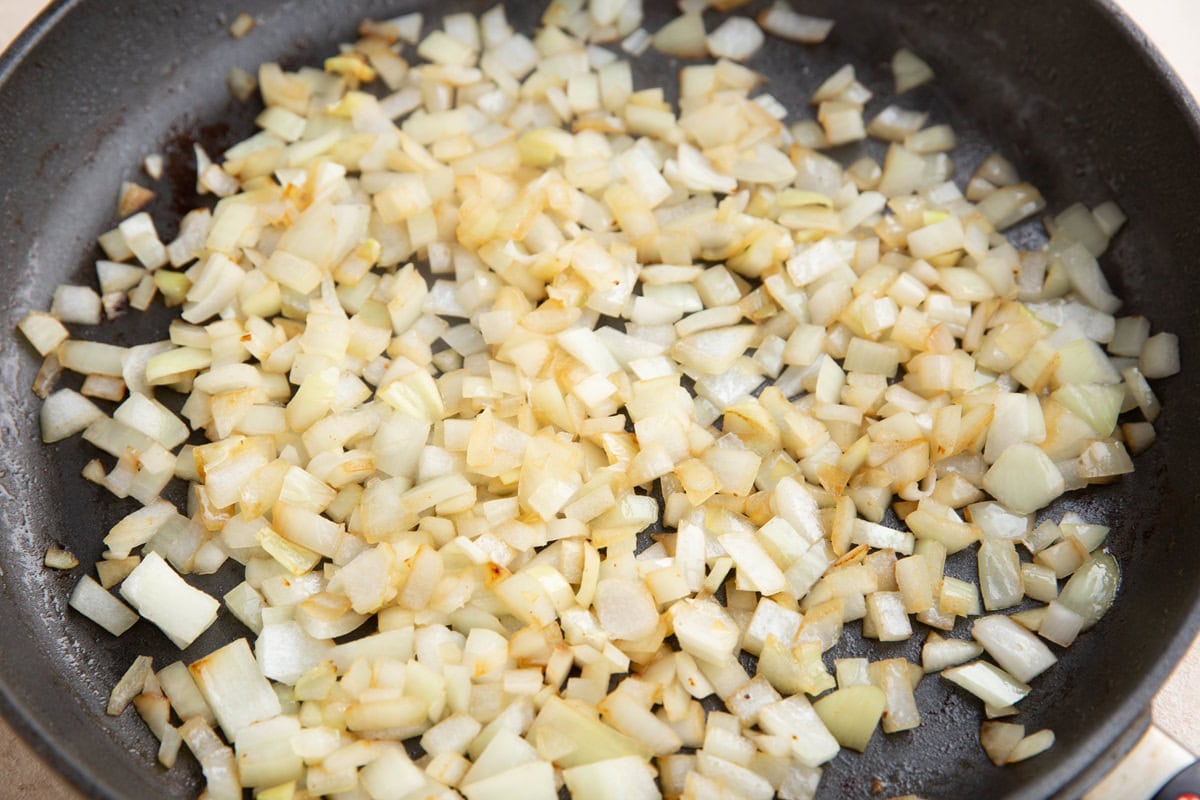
1;1;1198;798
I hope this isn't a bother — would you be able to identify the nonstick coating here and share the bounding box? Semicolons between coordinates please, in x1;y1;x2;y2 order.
1;1;1198;798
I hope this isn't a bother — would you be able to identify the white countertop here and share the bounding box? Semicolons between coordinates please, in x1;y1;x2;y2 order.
0;0;1197;797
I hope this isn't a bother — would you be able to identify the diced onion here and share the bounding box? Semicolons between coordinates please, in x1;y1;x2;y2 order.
980;721;1025;766
892;48;934;94
25;2;1178;795
119;552;219;648
1006;729;1056;763
921;632;983;673
51;285;102;325
181;718;242;800
108;655;154;716
757;3;833;44
706;17;764;62
971;615;1057;683
1057;552;1120;630
69;575;139;637
942;661;1031;708
653;14;708;59
40;388;105;443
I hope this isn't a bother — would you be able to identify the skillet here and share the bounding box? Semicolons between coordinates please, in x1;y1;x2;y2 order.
0;0;1199;797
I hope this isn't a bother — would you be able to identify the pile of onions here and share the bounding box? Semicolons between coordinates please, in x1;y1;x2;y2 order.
19;1;1178;798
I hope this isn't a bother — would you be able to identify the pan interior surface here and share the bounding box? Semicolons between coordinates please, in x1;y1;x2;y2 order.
0;1;1198;798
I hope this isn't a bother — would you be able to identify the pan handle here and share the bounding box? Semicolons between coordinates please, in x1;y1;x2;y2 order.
1083;724;1196;800
1153;762;1200;800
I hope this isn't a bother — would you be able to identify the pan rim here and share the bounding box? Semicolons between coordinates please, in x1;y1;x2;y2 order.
0;0;78;85
1023;7;1200;798
0;1;1197;799
0;4;122;800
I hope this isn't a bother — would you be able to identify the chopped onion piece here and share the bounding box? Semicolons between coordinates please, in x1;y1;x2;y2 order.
811;685;885;752
758;695;840;768
118;212;168;270
120;552;219;648
44;544;79;570
563;757;660;800
892;48;934;93
108;655;154;716
921;633;983;673
51;285;102;325
461;760;558;800
982;444;1065;516
671;598;741;665
653;14;707;59
865;592;912;642
118;181;155;218
980;721;1025;766
757;3;833;44
941;661;1031;708
234;716;303;788
255;620;334;684
977;540;1023;611
229;12;255;38
1057;552;1120;630
40;388;105;443
190;638;282;740
706;17;764;62
1140;332;1180;379
971;615;1057;683
70;575;139;637
181;718;242;800
143;154;164;180
18;312;70;356
1038;600;1084;647
1007;729;1056;763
